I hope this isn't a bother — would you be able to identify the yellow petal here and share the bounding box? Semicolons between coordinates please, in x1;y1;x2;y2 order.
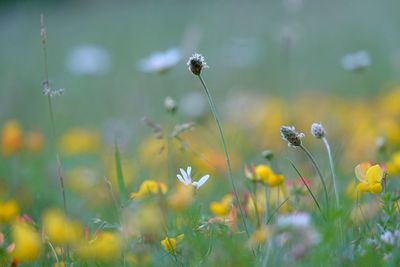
366;164;383;183
369;183;382;194
355;162;371;182
356;182;369;193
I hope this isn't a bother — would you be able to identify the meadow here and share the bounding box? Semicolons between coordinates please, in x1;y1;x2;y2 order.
1;0;400;266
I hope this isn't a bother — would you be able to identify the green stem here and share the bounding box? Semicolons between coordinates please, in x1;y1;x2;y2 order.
322;137;340;208
114;141;128;205
299;144;329;212
197;74;250;238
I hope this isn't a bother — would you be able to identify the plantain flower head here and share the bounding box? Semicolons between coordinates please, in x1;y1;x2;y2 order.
187;53;208;75
280;126;304;147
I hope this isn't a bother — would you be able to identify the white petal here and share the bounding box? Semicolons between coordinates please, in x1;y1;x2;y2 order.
179;168;188;183
176;174;186;185
196;175;210;188
187;166;192;177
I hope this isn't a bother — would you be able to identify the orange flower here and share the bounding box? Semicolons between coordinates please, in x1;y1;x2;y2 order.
2;120;23;156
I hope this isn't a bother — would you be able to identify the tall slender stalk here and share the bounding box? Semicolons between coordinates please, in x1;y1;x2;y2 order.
322;137;339;209
197;74;250;238
41;14;67;214
299;144;329;212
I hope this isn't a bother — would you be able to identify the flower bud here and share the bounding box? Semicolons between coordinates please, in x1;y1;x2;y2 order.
280;126;304;147
164;96;177;114
187;53;208;75
311;123;325;139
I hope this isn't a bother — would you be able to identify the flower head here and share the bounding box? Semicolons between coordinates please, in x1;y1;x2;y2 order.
130;180;168;199
310;123;325;139
2;120;23;157
341;50;371;72
161;234;184;254
138;48;181;73
280;126;304;147
355;162;384;194
187;53;208;75
176;166;210;189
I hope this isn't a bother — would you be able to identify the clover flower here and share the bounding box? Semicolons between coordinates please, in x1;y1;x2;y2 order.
187;53;208;75
176;166;210;189
280;126;305;147
355;162;384;194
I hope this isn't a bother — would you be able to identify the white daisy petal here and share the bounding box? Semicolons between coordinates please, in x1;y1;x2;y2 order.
176;174;185;185
187;166;192;177
196;175;210;189
180;168;189;183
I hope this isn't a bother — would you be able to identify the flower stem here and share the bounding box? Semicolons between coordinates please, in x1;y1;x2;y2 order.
299;144;329;212
322;137;339;209
197;74;250;238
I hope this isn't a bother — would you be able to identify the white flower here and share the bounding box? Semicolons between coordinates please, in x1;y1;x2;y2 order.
138;48;181;73
277;212;311;228
66;44;111;75
176;166;210;189
341;50;371;72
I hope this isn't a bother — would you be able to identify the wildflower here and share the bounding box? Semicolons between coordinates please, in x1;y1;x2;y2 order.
138;48;181;73
386;151;400;176
130;180;168;199
0;200;19;224
310;123;325;139
2;120;23;156
187;53;208;75
262;150;274;160
25;130;44;153
161;234;184;254
355;162;384;194
247;226;270;248
65;44;111;76
11;222;42;263
75;231;122;263
176;166;210;189
277;212;311;228
42;209;82;245
164;96;177;113
341;50;371;72
210;194;233;217
280;126;304;147
59;128;101;155
54;262;66;267
254;164;272;183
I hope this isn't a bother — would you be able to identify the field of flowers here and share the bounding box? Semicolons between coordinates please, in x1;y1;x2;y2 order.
1;1;400;266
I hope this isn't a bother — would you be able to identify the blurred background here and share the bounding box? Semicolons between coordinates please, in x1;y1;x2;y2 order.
1;0;400;131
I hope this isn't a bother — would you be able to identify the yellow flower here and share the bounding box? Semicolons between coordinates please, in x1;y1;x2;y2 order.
59;128;100;155
386;151;400;176
11;222;42;263
43;209;82;245
355;162;384;194
247;226;270;248
266;173;285;187
2;120;23;156
0;200;19;224
255;164;273;183
210;194;233;217
161;234;184;254
75;232;122;263
130;180;168;199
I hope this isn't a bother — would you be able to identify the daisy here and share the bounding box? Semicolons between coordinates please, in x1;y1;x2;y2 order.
138;48;181;73
176;166;210;189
